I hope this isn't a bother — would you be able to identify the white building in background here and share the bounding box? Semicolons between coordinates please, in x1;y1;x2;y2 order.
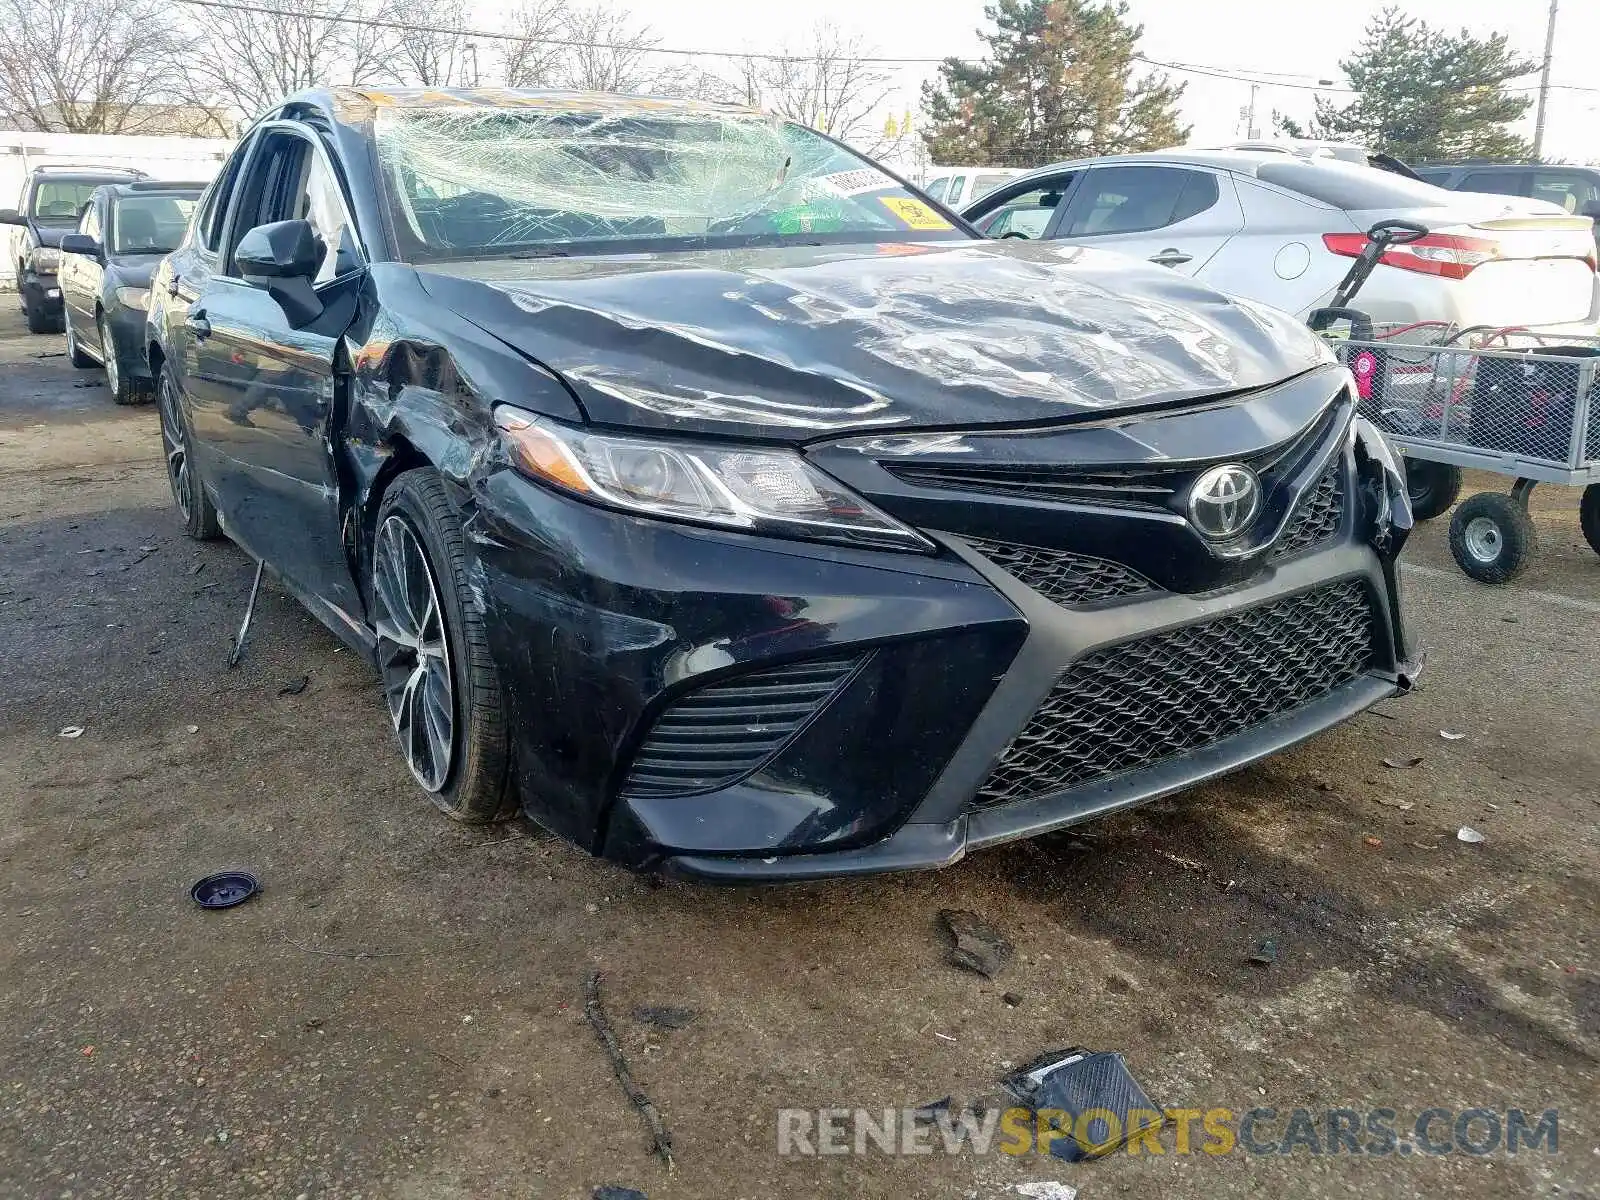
1;131;233;289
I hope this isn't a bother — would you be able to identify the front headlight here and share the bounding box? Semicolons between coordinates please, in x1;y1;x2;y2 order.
114;286;151;310
494;406;933;554
30;247;59;273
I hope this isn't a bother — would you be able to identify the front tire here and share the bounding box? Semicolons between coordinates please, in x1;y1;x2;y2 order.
1449;492;1536;584
23;288;59;334
1404;459;1462;522
101;314;146;405
156;363;221;541
371;469;516;824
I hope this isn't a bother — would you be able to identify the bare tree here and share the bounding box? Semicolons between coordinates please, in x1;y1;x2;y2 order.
499;0;567;88
738;23;896;148
0;0;188;133
559;3;660;93
176;0;403;131
391;0;475;87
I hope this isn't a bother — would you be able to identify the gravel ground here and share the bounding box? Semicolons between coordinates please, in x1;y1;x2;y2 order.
1;306;1596;1200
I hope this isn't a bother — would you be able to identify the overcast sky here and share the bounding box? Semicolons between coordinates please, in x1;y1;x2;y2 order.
614;0;1599;163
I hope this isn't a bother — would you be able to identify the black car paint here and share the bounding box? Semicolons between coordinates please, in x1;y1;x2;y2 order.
59;184;206;387
146;88;1419;882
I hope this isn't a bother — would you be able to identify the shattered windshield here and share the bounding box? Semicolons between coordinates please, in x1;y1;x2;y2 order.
372;104;963;260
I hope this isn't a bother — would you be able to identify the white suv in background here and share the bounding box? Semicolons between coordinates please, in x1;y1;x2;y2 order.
962;150;1600;334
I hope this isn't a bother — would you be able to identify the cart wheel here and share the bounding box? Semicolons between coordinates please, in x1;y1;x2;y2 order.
1404;460;1462;522
1449;493;1537;584
1581;484;1600;558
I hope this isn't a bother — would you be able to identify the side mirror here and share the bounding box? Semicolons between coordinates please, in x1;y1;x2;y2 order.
0;208;22;226
59;233;101;257
235;219;323;326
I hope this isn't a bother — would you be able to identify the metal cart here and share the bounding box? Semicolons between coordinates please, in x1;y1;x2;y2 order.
1333;325;1600;583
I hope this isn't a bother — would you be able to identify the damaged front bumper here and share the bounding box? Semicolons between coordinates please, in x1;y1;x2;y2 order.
466;405;1420;884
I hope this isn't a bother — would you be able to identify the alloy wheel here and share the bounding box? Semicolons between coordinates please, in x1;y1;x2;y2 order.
157;372;192;522
100;317;119;395
372;514;456;793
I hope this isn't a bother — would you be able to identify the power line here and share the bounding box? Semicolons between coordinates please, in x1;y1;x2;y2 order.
169;0;1600;95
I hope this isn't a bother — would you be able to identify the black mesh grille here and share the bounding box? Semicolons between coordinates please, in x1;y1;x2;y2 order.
1270;460;1346;561
971;581;1376;810
621;655;861;798
967;537;1159;605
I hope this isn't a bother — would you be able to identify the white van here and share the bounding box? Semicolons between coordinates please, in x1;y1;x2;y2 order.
922;167;1030;210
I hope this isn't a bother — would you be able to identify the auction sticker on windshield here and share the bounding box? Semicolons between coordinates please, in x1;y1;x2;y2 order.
879;197;954;230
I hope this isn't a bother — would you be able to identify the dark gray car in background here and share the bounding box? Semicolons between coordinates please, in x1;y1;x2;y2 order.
58;182;204;404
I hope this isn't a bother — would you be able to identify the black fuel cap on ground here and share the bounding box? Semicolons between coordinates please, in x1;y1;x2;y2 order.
190;871;260;910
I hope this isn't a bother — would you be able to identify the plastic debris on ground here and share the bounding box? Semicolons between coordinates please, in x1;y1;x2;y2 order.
1249;938;1279;966
1015;1184;1078;1200
1440;730;1467;741
1457;826;1487;844
278;674;310;696
189;871;261;910
58;726;84;739
1383;756;1424;769
593;1188;648;1200
1002;1048;1161;1162
939;908;1014;979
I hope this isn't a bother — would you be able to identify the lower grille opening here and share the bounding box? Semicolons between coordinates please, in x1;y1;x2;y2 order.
621;654;863;798
966;537;1160;606
1270;459;1346;561
970;580;1376;811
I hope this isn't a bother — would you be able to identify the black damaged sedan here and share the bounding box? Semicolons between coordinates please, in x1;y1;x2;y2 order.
146;88;1418;882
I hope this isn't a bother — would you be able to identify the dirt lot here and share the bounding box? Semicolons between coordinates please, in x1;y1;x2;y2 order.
1;304;1596;1200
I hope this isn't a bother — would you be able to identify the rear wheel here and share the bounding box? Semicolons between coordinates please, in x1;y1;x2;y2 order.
1449;492;1536;584
65;312;95;368
1580;484;1600;558
1404;459;1462;522
371;469;516;824
156;363;221;540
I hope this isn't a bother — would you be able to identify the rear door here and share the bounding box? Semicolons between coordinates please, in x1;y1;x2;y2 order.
191;121;367;619
1053;164;1243;275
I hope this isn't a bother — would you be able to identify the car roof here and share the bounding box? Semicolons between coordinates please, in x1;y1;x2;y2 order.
285;85;765;127
105;181;208;196
30;165;144;179
1005;149;1300;182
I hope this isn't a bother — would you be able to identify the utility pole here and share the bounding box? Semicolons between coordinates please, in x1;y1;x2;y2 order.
1533;0;1558;161
1246;83;1261;140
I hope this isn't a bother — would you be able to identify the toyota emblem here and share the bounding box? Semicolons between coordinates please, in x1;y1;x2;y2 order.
1188;464;1261;540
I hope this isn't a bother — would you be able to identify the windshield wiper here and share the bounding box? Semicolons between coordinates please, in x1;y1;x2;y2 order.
502;248;572;259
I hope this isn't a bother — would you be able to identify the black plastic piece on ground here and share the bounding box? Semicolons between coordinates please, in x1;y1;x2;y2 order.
190;871;260;909
593;1189;647;1200
1002;1048;1162;1162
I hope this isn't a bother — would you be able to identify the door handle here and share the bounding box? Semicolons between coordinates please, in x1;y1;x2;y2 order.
1149;248;1193;267
186;311;211;340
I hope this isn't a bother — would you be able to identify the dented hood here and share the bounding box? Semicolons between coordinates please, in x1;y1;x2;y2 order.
416;239;1331;440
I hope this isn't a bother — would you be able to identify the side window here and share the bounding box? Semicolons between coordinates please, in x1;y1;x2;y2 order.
1458;171;1527;198
78;202;100;240
1065;167;1218;237
197;141;251;254
1531;172;1600;214
229;128;360;284
946;175;968;206
923;177;949;202
973;186;1069;240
